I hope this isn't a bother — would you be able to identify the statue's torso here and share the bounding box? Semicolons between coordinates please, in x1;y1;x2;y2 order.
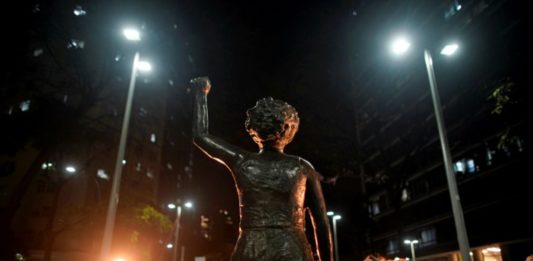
235;153;307;229
230;152;314;261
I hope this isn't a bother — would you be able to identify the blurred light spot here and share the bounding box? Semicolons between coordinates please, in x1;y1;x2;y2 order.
63;95;68;104
166;243;173;249
352;10;357;16
457;4;462;10
32;4;40;13
167;163;173;170
390;37;410;55
41;163;48;170
136;61;152;71
97;169;109;180
123;28;141;41
184;201;193;208
122;160;127;165
440;44;458;56
136;162;141;172
115;55;121;61
73;5;86;16
173;24;178;29
188;55;194;63
20;100;31;112
150;133;156;143
8;106;13;115
168;80;174;86
146;169;154;178
67;39;85;49
65;166;76;173
33;49;44;57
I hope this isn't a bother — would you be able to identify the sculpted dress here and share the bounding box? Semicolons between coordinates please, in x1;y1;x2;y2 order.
231;151;316;260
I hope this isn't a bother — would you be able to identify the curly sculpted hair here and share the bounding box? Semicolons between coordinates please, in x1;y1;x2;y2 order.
245;97;300;147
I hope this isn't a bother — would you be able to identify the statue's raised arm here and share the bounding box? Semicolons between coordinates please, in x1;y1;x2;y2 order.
191;77;244;169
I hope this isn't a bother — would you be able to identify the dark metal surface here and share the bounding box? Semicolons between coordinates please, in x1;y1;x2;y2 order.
191;77;333;261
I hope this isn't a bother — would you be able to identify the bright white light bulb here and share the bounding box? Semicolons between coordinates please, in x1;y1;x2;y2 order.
441;44;458;56
123;28;141;41
136;61;152;72
391;37;411;55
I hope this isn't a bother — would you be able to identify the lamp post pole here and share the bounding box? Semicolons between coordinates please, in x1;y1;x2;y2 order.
99;51;139;261
332;215;341;261
424;49;471;261
404;240;419;261
172;205;182;261
168;201;192;261
327;212;341;261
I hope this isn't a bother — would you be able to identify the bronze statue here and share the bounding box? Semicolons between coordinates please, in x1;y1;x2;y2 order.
191;77;333;261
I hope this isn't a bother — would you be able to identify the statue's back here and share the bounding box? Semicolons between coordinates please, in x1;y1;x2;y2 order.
231;152;315;261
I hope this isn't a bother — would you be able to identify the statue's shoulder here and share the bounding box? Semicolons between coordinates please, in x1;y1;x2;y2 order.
286;155;314;171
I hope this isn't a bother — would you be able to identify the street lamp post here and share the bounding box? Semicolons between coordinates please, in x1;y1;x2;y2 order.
99;28;151;261
327;212;341;261
390;38;471;261
168;201;193;261
404;239;419;261
424;48;470;261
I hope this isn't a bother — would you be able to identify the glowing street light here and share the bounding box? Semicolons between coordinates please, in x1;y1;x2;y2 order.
123;28;140;41
389;36;470;261
65;166;76;173
99;27;152;261
390;36;411;55
404;239;419;261
440;44;459;56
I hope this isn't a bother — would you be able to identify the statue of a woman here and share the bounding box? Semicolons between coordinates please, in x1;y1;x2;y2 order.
191;77;333;261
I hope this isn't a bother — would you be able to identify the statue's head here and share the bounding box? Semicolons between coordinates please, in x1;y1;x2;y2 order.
245;97;300;151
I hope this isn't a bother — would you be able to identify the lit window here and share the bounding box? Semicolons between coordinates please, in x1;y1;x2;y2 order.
67;39;85;49
97;169;109;180
515;137;525;152
20;100;31;112
33;49;44;57
386;239;399;255
372;201;380;215
401;188;410;202
486;145;495;166
454;160;465;174
466;159;476;173
420;227;437;247
146;169;154;178
73;5;86;16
